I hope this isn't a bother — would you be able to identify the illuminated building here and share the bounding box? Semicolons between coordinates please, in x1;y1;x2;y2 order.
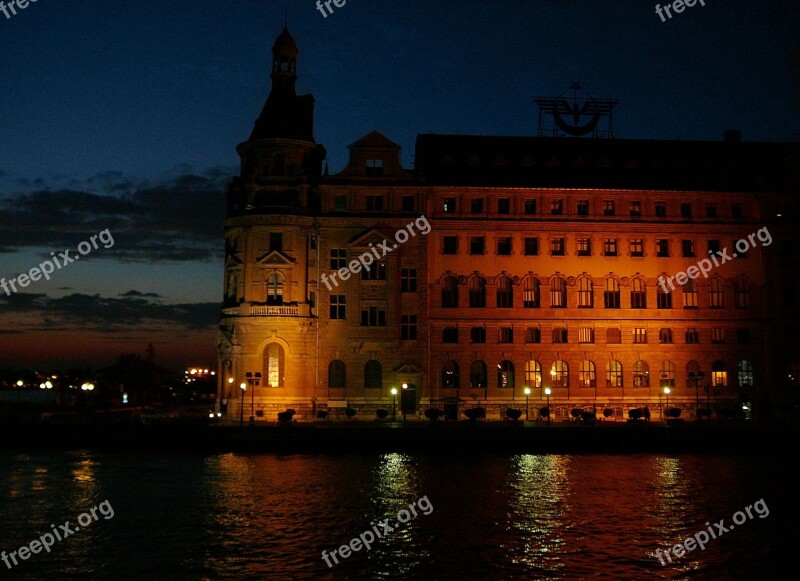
217;27;799;421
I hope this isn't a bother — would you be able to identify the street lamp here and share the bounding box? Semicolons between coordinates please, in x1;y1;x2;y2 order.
246;372;261;426
664;386;671;421
524;387;531;421
402;383;408;428
390;387;397;422
689;371;704;421
239;382;247;428
544;387;552;425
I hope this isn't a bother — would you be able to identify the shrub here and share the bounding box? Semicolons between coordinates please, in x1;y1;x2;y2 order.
628;408;643;420
464;407;486;421
666;407;682;418
345;407;357;418
580;411;596;422
570;408;582;419
425;408;444;421
316;410;328;419
538;407;550;418
505;408;522;421
603;408;614;418
376;409;389;419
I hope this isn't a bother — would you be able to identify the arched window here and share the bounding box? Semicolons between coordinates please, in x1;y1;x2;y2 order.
263;343;285;387
552;360;568;388
579;361;596;387
550;277;567;308
683;280;698;308
735;279;750;309
470;360;487;387
364;360;382;389
604;278;620;308
709;278;724;308
496;276;513;308
660;361;676;387
498;360;515;388
523;276;540;308
633;360;650;387
469;277;486;308
657;285;672;309
442;276;459;308
525;361;542;388
738;360;753;387
578;277;594;308
631;278;647;308
227;272;238;300
686;360;702;387
266;271;284;305
607;361;623;387
442;360;459;388
712;360;728;387
328;360;346;388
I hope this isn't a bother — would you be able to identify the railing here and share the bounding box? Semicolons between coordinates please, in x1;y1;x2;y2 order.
249;305;300;316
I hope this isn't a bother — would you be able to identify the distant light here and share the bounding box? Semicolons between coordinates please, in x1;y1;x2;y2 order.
45;381;53;389
544;388;552;396
524;388;531;395
16;380;23;387
209;413;215;418
390;388;398;395
777;213;782;217
227;377;234;384
240;382;247;391
216;412;222;417
664;387;671;395
122;393;129;404
39;383;46;390
402;383;408;390
742;405;748;410
211;371;216;376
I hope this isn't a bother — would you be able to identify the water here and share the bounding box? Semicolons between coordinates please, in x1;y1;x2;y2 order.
0;452;795;580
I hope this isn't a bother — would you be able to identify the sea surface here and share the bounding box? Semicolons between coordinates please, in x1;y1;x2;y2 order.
0;451;795;580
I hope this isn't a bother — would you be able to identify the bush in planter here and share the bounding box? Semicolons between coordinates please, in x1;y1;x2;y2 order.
316;410;329;420
256;410;264;418
376;408;389;419
345;407;357;418
505;408;522;421
666;407;682;418
464;407;486;421
580;411;596;422
603;408;614;418
277;410;293;423
697;408;712;419
538;407;550;418
628;408;643;421
425;408;444;421
570;408;582;420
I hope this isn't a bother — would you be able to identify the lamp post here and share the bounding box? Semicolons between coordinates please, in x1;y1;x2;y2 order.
402;383;409;428
664;386;670;417
391;387;397;422
245;372;262;426
544;387;552;425
690;371;705;421
239;382;247;428
524;387;531;421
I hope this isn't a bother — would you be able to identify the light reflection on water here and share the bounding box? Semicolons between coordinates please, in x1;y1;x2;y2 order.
0;452;795;580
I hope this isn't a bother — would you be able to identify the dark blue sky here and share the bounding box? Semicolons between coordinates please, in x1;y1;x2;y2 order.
1;0;798;368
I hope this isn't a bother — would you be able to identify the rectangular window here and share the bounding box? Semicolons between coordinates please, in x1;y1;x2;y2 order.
470;237;485;255
732;203;743;219
630;239;644;257
656;239;670;257
497;237;512;256
524;237;539;256
525;327;541;343
401;196;415;212
680;202;692;218
499;327;514;344
310;235;317;250
579;328;594;344
577;200;589;215
550;238;565;256
550;199;563;215
361;306;387;326
497;198;511;214
401;314;417;339
443;236;458;255
657;289;673;309
711;328;725;344
630;201;642;217
604;238;618;256
682;240;695;257
366;159;384;176
655;202;667;217
365;195;384;211
269;232;283;252
310;291;316;309
361;263;387;281
708;239;721;255
706;203;717;218
633;328;647;344
470;327;486;344
524;199;537;214
470;198;484;214
401;268;417;292
552;327;568;344
737;328;751;344
606;328;622;344
334;195;348;211
659;328;673;344
330;248;347;269
603;200;615;216
577;237;591;256
443;197;456;213
685;328;699;344
329;295;346;319
443;327;459;343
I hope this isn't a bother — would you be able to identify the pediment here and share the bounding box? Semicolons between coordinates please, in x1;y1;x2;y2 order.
393;362;422;375
255;250;295;265
349;228;395;248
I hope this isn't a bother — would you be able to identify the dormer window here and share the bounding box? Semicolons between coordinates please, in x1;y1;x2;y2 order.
366;159;383;176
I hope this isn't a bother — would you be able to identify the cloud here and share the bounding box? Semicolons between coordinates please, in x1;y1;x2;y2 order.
0;168;234;262
120;290;162;298
0;292;219;332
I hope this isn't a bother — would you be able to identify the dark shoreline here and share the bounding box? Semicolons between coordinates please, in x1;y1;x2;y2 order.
0;419;796;454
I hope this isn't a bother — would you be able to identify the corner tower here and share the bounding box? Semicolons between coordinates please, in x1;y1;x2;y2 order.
218;26;325;421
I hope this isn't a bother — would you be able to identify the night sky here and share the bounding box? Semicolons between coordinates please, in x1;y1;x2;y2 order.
1;0;798;370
